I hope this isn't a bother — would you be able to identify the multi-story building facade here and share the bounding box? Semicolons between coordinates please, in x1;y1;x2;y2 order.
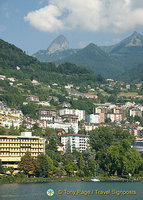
0;132;45;169
129;108;142;118
37;108;57;118
39;121;78;134
0;104;23;128
135;138;143;154
86;114;100;124
107;113;122;122
93;106;108;115
59;108;85;121
61;134;89;153
93;103;126;123
61;114;78;123
81;122;109;132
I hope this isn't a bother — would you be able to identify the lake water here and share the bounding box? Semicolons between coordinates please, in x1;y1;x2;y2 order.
0;181;143;200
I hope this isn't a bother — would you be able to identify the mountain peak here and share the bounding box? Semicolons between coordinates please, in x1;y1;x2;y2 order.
126;31;143;47
86;43;97;48
47;35;70;54
131;31;141;37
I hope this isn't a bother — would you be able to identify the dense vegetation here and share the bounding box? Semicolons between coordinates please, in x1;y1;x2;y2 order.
57;43;121;78
117;63;143;82
0;38;104;85
0;126;142;180
89;126;142;176
0;38;106;112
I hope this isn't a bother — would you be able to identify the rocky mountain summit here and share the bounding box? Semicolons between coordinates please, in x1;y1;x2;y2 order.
33;35;77;62
47;35;70;54
33;32;143;78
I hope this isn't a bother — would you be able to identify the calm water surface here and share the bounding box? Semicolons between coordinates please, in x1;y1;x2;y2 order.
0;181;143;200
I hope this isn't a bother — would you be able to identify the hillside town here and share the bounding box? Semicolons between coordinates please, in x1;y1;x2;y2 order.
0;75;143;157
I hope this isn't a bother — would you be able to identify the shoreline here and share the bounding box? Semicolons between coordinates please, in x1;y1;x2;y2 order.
0;176;143;184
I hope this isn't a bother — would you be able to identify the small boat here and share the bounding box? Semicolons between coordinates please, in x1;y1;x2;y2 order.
91;177;100;182
91;165;100;182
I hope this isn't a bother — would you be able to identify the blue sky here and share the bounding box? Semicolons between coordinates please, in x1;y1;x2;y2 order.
1;0;143;55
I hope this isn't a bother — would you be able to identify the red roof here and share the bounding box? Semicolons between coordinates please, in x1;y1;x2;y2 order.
84;94;97;97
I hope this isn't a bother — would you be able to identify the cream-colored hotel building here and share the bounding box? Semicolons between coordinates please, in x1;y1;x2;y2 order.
0;132;45;169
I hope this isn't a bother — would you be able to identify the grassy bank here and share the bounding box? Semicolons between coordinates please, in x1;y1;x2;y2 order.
0;175;142;184
0;176;87;184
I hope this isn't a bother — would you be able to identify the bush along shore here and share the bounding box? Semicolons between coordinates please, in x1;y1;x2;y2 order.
0;174;143;184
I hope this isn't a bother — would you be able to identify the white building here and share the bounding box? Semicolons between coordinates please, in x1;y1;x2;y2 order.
37;101;50;107
86;114;100;123
61;134;89;153
107;113;122;122
59;108;85;121
0;75;6;80
27;95;39;102
0;108;23;129
39;115;53;121
39;121;78;133
64;84;73;89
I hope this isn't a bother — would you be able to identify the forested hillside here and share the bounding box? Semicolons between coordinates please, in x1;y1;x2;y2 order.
0;39;104;85
117;63;143;82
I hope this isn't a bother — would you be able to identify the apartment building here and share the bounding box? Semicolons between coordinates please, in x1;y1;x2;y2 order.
61;114;78;123
37;108;57;118
0;132;45;169
61;134;89;153
39;121;78;134
0;105;23;128
129;108;142;118
135;138;143;154
107;113;122;122
86;114;100;124
59;108;85;121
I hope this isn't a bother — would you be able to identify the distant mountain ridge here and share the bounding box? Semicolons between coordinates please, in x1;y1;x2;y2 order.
33;35;78;62
58;43;121;77
33;32;143;78
101;31;143;53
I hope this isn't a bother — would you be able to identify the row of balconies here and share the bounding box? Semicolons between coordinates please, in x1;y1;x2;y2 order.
0;148;43;152
0;149;43;153
0;153;41;157
0;141;43;144
0;145;43;148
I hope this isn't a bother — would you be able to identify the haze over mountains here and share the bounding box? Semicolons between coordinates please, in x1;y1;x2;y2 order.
33;32;143;79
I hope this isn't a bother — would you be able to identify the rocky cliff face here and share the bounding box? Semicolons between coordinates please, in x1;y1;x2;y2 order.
47;35;70;54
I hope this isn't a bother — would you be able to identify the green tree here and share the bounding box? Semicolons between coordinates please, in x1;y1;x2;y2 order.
106;142;142;176
36;154;54;177
78;154;85;177
79;154;85;170
89;126;136;173
122;148;142;176
18;152;37;176
47;139;57;151
21;103;38;119
0;127;7;135
88;159;97;176
44;127;56;140
65;139;71;154
64;163;77;176
0;160;4;174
